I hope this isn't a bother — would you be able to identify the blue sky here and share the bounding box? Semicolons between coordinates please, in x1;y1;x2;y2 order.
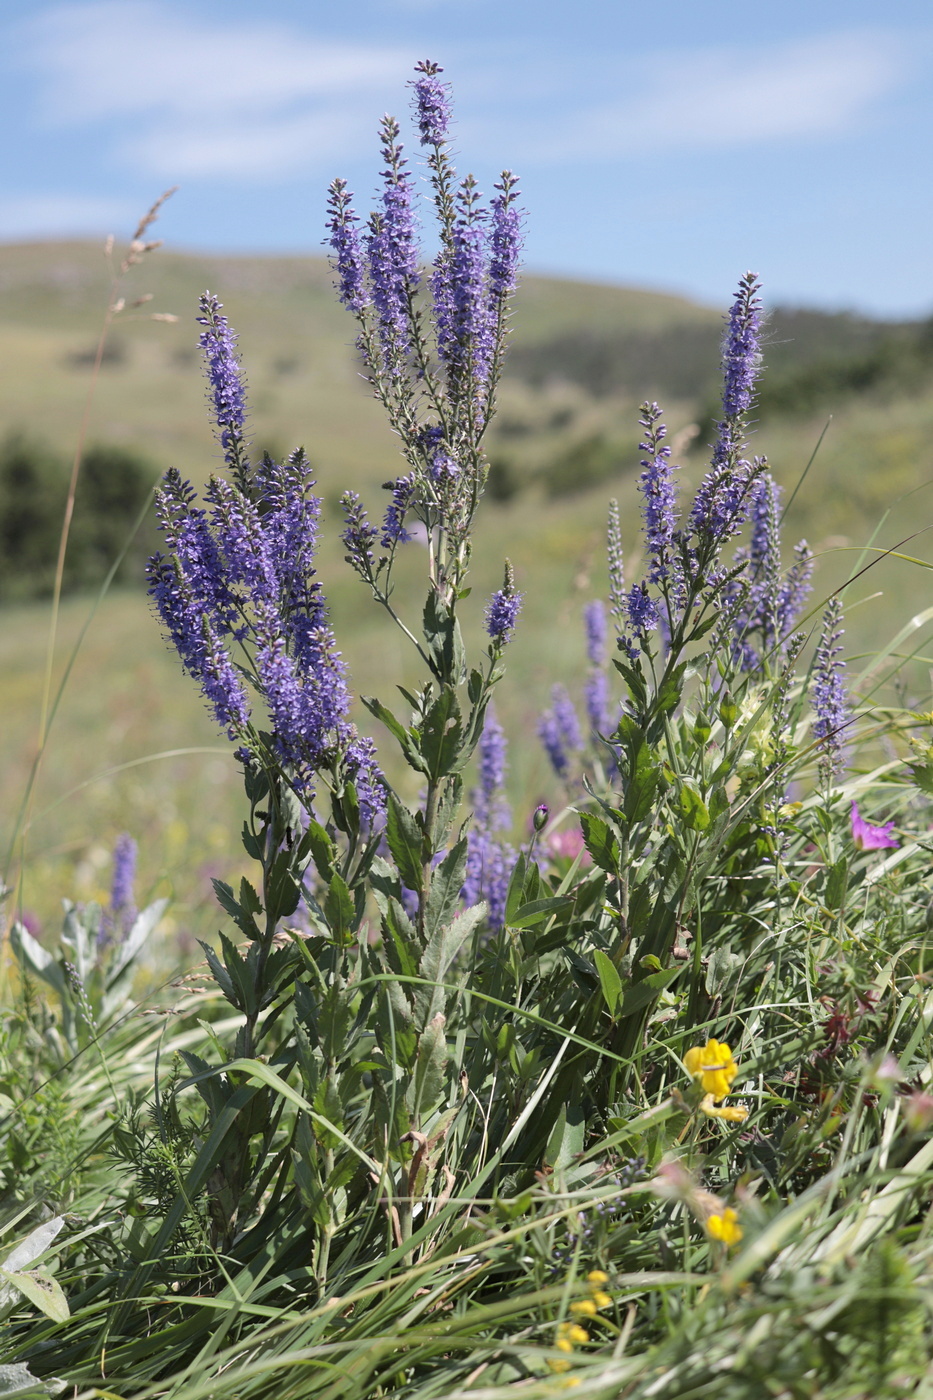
2;0;932;316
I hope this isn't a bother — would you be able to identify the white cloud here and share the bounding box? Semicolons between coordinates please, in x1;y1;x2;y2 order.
0;193;134;239
513;31;909;160
17;0;415;178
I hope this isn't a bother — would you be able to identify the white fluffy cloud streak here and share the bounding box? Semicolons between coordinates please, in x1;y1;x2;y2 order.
17;0;415;177
516;31;908;160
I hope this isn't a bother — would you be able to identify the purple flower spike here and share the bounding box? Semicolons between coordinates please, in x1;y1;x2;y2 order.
851;802;899;852
538;684;583;779
366;117;420;359
381;473;417;546
463;705;514;930
433;177;494;390
412;59;452;146
485;560;522;646
197;293;248;477
478;706;508;811
326;179;370;314
489;172;523;302
341;491;379;573
584;600;607;667
485;588;521;645
638;402;679;584
585;668;613;736
811;596;850;781
721;271;764;422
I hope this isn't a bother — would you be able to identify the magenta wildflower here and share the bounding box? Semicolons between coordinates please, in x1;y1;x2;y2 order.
851;802;899;852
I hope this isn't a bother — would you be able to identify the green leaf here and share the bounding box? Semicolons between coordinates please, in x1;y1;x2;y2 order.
264;851;302;924
220;931;257;1014
406;1014;448;1122
655;662;687;718
3;1270;69;1323
386;794;425;895
619;965;681;1018
324;873;356;940
421;686;463;781
825;856;849;911
107;898;168;987
544;1101;585;1172
198;939;239;1008
580;813;618;874
362;696;429;774
505;852;527;925
423;591;465;685
593;948;622;1013
912;765;933;796
705;945;743;996
508;896;574;929
211;878;262;941
424;838;468;941
678;784;710;832
302;819;337;883
0;1361;63;1397
415;900;484;1029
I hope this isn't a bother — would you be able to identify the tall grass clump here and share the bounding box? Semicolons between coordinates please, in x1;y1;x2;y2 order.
5;61;933;1400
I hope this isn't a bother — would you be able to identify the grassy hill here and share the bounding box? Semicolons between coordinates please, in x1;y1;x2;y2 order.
3;240;933;951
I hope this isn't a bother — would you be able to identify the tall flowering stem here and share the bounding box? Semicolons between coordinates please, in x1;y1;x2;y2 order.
327;62;525;961
812;596;851;782
328;65;524;616
197;293;250;493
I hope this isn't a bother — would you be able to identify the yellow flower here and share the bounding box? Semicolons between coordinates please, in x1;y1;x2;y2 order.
699;1092;749;1123
560;1323;590;1346
707;1207;743;1247
586;1270;608;1285
570;1298;597;1317
684;1038;739;1100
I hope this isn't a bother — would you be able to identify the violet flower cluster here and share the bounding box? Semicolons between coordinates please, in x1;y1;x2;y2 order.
462;707;514;929
485;559;522;648
99;832;138;945
538;685;584;781
604;273;813;670
148;294;384;821
583;600;613;735
327;62;524;604
811;596;851;782
726;474;813;670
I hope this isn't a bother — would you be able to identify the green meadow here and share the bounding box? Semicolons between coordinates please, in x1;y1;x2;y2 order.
3;240;932;951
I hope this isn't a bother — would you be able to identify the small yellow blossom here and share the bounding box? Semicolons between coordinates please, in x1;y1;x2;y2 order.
548;1357;572;1374
570;1298;597;1317
699;1092;749;1123
684;1038;739;1100
586;1270;608;1285
707;1207;743;1247
560;1323;590;1346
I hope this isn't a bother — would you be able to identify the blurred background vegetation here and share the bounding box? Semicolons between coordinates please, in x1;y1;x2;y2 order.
2;238;933;966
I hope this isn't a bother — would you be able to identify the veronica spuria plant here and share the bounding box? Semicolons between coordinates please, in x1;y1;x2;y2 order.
136;61;530;1287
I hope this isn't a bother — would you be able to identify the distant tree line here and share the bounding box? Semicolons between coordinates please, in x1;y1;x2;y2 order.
0;434;159;601
507;306;933;415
